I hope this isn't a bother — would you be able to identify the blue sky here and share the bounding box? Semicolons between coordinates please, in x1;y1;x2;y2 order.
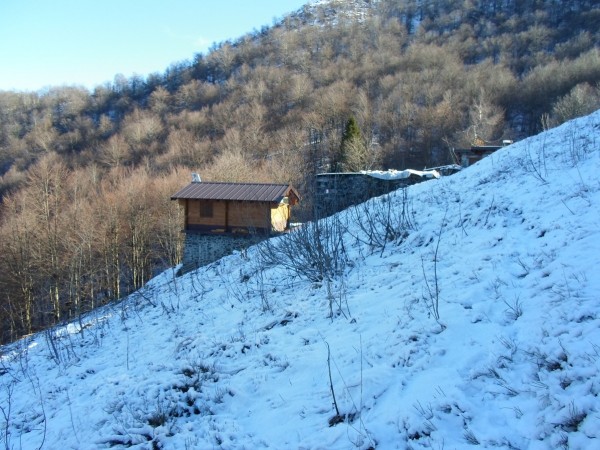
0;0;308;92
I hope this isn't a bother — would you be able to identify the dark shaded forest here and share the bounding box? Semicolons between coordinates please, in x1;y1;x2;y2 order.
1;0;599;343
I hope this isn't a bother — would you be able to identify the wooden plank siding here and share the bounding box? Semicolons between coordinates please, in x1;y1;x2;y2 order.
185;199;227;229
180;199;288;234
228;201;270;231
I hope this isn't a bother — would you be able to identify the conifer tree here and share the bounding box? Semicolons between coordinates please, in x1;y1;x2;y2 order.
339;116;369;171
339;116;358;171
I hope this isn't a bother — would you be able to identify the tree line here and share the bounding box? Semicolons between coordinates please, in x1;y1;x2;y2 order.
0;157;185;342
1;0;599;343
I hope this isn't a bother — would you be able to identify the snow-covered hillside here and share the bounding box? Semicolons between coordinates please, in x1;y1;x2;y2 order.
289;0;374;27
2;111;600;449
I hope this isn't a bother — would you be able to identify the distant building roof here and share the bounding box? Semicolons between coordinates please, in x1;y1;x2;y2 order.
171;181;299;203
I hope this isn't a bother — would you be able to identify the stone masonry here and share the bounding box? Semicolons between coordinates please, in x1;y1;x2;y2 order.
178;232;268;275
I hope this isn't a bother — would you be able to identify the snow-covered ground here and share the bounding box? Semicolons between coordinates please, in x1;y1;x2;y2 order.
2;111;600;449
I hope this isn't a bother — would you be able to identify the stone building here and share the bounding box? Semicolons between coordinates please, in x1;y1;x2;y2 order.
314;169;443;217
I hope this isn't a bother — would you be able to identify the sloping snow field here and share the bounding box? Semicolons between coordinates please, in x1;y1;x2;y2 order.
2;111;600;449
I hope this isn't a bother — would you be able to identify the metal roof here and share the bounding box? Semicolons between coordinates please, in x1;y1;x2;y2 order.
171;182;298;202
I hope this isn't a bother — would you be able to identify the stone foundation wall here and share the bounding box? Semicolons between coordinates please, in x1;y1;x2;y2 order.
179;232;268;275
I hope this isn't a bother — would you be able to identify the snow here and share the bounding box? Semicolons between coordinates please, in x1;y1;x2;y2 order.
317;168;441;180
360;168;440;180
2;110;600;449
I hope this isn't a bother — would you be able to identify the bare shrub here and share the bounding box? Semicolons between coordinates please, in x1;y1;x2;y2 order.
347;186;414;256
222;265;273;312
0;381;15;449
522;141;548;184
326;279;350;320
561;402;586;432
503;295;523;321
421;207;447;326
257;215;347;283
463;428;480;445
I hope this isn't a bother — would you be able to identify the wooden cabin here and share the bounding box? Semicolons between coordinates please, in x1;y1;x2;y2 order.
171;179;300;235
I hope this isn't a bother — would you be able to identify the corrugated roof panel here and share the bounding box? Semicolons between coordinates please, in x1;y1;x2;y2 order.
171;182;293;202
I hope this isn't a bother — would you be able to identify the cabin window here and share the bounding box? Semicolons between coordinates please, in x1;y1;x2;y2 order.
199;201;213;218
